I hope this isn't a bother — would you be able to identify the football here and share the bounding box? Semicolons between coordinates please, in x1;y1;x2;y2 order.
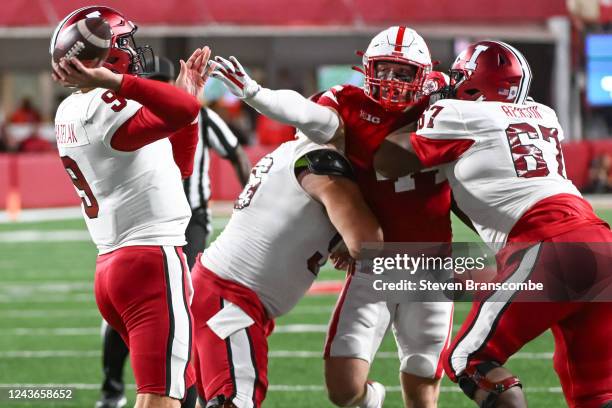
52;17;112;68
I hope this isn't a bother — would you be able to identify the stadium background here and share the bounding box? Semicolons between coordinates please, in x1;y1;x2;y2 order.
1;0;612;407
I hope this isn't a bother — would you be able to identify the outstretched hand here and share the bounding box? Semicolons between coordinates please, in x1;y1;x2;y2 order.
175;46;214;97
210;55;261;99
51;57;122;90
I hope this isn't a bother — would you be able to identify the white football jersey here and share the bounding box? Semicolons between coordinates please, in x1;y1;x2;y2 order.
202;136;338;318
414;99;581;247
55;88;191;254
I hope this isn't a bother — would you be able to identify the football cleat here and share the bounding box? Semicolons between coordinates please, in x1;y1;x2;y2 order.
94;392;127;408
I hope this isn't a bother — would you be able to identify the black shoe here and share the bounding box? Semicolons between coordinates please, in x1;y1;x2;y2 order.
95;393;127;408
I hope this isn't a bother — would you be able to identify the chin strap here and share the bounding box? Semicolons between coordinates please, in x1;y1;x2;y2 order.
351;65;365;75
353;50;366;75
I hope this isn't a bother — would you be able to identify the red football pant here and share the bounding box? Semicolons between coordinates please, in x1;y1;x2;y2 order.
94;245;195;399
191;262;271;408
445;225;612;408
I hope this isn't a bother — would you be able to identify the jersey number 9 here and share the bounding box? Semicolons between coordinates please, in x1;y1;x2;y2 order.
61;156;99;218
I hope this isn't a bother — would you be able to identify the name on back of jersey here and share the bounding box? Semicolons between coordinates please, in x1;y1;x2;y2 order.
499;104;543;120
55;121;90;148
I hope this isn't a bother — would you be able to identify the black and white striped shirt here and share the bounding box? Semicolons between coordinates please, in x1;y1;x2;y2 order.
184;107;240;211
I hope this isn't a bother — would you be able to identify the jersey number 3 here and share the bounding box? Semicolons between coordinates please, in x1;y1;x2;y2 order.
61;156;99;219
505;122;565;179
235;155;274;210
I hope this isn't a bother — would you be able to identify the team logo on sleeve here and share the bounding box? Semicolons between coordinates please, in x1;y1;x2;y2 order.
234;155;274;210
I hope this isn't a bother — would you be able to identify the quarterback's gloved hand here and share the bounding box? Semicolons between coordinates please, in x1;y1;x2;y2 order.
210;56;261;99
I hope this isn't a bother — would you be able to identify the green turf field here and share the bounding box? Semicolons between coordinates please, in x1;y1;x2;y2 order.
0;209;611;407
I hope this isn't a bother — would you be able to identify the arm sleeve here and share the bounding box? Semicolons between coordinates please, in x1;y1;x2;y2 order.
205;108;240;159
169;122;199;179
245;87;340;144
411;101;476;167
108;75;201;151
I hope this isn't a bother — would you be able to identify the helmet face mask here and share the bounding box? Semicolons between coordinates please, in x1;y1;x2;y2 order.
113;32;155;75
365;57;427;111
361;26;432;111
50;6;155;76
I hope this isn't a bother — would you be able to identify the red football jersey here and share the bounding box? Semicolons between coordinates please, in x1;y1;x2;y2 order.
318;85;451;242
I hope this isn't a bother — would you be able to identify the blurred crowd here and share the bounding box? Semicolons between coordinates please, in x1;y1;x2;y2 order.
0;97;54;153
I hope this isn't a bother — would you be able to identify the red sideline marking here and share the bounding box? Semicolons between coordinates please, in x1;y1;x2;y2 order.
307;280;343;295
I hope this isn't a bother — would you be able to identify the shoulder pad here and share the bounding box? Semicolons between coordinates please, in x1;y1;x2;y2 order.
296;149;354;179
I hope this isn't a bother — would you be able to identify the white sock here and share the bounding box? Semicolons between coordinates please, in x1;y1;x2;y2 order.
358;382;385;408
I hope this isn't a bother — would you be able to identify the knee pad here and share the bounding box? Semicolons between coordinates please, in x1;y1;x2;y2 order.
400;354;437;379
457;361;522;407
205;395;237;408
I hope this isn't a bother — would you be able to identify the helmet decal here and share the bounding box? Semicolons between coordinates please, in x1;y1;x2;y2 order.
450;40;532;104
393;26;406;52
464;45;489;71
495;41;532;104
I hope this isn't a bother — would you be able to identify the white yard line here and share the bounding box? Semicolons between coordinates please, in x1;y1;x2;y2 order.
585;194;612;209
0;309;99;318
0;383;563;393
0;349;554;360
273;324;328;333
1;196;609;223
0;351;101;358
4;328;99;336
0;207;83;223
2;323;485;334
0;230;90;242
0;203;234;223
0;283;92;298
3;326;329;336
0;282;91;290
0;294;93;303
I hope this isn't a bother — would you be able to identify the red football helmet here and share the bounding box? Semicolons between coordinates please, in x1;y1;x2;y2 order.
449;40;532;104
49;6;154;75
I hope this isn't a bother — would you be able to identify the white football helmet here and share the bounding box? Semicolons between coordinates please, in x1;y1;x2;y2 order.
361;26;432;111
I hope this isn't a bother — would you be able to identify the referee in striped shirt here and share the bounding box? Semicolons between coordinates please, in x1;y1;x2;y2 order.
184;102;251;268
95;56;250;408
